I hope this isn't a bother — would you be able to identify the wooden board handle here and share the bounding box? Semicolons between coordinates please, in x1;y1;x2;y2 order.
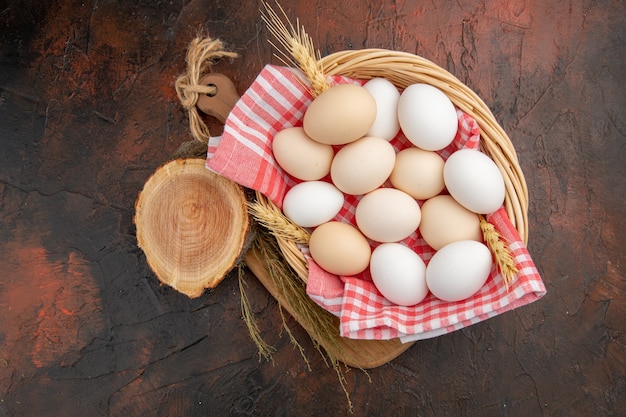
196;73;240;123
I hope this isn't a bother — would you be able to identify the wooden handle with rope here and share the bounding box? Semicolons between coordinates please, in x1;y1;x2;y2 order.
134;37;250;298
137;36;415;377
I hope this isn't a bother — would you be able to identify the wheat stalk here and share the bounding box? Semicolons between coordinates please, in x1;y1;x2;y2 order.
248;199;310;244
238;264;275;363
479;215;519;289
261;1;330;96
252;230;354;412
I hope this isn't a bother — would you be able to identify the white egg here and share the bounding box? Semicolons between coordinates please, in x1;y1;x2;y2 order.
443;149;506;214
426;240;493;302
363;78;401;141
282;181;344;228
370;243;428;306
397;83;458;151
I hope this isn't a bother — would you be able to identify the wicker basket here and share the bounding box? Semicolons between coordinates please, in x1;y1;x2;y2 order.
256;48;529;284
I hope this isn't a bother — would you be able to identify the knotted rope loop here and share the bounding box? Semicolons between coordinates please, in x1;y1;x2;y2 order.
175;36;238;143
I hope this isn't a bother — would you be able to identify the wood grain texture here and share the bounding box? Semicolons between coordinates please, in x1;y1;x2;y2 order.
0;1;624;416
135;158;249;297
244;246;413;369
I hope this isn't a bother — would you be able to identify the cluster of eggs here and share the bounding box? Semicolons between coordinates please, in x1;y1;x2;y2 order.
271;78;506;307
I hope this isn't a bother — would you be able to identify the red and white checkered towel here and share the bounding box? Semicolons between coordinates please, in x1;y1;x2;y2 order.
207;64;546;342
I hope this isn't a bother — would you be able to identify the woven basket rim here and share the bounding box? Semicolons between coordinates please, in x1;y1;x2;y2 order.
265;48;529;283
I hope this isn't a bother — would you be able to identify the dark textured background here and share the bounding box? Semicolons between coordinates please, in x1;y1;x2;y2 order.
0;1;624;416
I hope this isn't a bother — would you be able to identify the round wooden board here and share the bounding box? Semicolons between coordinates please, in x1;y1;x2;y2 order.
134;158;249;298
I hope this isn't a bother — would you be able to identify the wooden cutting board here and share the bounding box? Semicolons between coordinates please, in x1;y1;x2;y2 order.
243;246;413;368
166;72;414;368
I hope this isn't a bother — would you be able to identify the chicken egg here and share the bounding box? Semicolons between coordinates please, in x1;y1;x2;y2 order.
355;188;421;243
397;83;458;151
418;195;482;250
370;243;428;306
363;77;401;141
282;181;344;228
303;84;376;145
426;240;493;302
330;136;396;195
308;221;372;276
443;149;505;214
389;148;445;200
272;127;334;181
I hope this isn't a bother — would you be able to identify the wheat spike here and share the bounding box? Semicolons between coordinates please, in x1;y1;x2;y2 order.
479;215;519;289
261;1;330;96
248;200;310;244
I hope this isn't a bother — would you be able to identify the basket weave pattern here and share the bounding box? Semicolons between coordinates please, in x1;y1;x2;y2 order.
269;48;529;284
206;49;545;341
